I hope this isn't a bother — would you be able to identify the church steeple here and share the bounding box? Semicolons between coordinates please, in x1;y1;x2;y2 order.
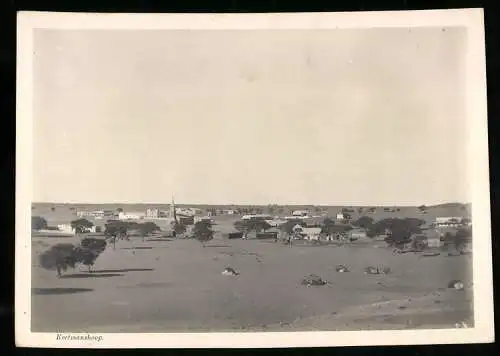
171;194;177;223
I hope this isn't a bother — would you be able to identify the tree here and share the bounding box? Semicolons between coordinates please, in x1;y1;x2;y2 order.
233;219;271;237
172;221;186;237
379;218;425;247
70;218;94;234
453;228;472;252
280;219;306;237
139;222;161;239
461;218;471;226
366;229;378;238
248;219;272;233
193;220;214;247
74;238;107;272
320;217;336;237
116;208;123;213
352;216;374;229
367;218;425;240
234;220;250;235
39;243;78;277
126;221;161;241
104;221;128;249
32;216;48;232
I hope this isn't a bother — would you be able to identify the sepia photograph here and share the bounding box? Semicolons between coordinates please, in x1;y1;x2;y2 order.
16;9;493;348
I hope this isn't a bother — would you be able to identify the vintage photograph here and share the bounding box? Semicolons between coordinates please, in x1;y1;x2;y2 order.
16;10;493;348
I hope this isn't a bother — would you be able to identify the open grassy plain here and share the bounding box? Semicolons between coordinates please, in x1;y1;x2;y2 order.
31;210;473;332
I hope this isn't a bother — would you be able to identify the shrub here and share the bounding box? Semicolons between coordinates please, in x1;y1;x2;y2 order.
172;222;186;236
352;216;374;229
32;216;48;232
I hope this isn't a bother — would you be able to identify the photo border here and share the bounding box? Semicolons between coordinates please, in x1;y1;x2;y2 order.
15;8;493;348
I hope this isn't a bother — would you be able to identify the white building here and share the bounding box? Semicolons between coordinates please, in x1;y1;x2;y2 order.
265;219;287;227
194;216;214;224
434;217;466;228
349;229;367;240
77;210;105;218
57;224;75;234
291;225;321;240
57;224;97;234
292;210;309;217
176;208;196;217
302;227;321;240
241;214;273;221
118;212;146;220
284;215;308;220
146;208;160;218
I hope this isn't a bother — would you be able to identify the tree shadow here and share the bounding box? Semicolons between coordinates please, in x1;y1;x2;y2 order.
32;288;94;295
59;273;124;278
120;247;153;250
92;268;155;273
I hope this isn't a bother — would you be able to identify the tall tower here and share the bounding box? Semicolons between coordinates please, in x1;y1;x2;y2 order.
170;195;177;223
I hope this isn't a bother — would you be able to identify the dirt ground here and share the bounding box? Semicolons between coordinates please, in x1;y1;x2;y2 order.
31;231;473;333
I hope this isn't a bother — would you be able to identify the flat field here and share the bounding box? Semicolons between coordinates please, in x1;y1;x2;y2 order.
31;214;473;332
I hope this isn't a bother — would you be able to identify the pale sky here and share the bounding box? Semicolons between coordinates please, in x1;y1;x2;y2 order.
32;28;469;205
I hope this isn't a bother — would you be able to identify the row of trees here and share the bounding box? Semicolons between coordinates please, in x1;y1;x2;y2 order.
33;214;216;247
103;220;161;248
39;237;107;277
231;215;472;250
37;219;218;277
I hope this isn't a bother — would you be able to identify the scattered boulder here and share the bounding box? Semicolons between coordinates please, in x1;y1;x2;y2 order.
448;280;465;290
301;274;328;286
364;266;391;275
222;267;239;276
364;267;379;275
335;265;349;273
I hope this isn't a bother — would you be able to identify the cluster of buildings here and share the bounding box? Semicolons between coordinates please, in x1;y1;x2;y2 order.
74;198;206;223
56;224;97;235
433;216;471;228
76;210;114;219
68;202;473;249
232;209;473;248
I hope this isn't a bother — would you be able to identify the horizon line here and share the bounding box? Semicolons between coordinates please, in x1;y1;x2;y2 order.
31;200;471;207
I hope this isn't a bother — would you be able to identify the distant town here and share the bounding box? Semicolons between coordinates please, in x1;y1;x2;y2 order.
31;200;472;252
